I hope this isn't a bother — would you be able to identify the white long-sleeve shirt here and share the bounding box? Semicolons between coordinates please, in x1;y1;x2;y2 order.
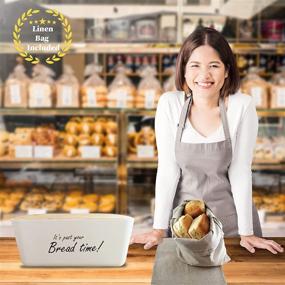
153;91;258;236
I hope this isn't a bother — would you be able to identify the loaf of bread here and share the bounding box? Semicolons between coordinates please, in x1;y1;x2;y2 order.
173;214;193;238
188;213;210;240
184;200;205;218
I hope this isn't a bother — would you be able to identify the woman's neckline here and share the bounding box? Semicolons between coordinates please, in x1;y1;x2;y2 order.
185;95;230;139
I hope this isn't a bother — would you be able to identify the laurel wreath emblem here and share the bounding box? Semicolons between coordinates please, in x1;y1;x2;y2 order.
13;8;72;65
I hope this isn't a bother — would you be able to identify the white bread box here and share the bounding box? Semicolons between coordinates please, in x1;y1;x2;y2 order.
12;213;134;267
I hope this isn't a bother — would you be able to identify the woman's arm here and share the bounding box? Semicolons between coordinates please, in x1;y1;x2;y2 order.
228;97;257;236
153;94;181;230
130;93;181;249
228;97;283;254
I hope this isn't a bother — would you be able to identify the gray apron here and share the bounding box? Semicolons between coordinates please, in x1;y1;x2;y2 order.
173;94;262;237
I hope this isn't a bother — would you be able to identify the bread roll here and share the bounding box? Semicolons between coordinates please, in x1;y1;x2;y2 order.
184;200;205;218
188;213;210;240
173;214;193;238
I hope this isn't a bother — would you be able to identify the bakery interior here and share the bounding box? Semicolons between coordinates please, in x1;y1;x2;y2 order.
0;0;284;238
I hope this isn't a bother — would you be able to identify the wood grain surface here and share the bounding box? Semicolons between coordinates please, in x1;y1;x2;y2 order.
0;238;284;284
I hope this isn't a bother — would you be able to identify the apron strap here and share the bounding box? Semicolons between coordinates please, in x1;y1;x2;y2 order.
219;97;231;141
175;95;231;145
175;95;192;145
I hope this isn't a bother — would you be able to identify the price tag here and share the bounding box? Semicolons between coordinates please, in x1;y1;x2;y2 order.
86;87;97;107
250;87;263;107
62;85;73;106
116;91;127;108
10;84;21;104
28;208;47;215
30;83;50;107
70;208;90;214
137;145;155;158
276;87;285;107
15;145;33;158
145;89;155;109
79;146;101;158
34;146;53;159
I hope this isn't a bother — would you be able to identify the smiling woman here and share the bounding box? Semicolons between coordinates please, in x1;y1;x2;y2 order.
130;27;284;256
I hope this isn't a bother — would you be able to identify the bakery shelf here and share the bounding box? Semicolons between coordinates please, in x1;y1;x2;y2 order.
1;42;285;55
0;108;120;116
125;158;285;171
127;156;158;169
0;108;284;117
0;42;180;55
256;109;285;117
252;163;285;171
0;157;117;170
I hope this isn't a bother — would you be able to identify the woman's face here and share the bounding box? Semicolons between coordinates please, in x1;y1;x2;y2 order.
184;45;228;99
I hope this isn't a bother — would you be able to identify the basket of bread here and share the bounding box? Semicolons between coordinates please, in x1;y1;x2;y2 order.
170;200;230;267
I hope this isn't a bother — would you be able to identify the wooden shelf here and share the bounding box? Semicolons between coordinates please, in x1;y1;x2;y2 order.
0;108;121;116
252;163;285;171
127;155;158;169
0;157;117;170
257;109;285;117
0;108;283;117
1;42;285;55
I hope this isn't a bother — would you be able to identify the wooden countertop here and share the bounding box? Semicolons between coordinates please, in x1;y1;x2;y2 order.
0;237;284;284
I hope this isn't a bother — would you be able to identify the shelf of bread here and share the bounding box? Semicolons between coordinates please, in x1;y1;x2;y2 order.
0;42;181;54
1;42;285;55
0;157;117;170
0;185;116;216
253;190;285;215
127;125;158;169
0;114;118;169
125;159;285;171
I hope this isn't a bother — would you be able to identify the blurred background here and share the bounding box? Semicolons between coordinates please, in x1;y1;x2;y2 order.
0;0;284;237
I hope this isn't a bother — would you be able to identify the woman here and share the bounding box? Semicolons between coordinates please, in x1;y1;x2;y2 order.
131;27;283;254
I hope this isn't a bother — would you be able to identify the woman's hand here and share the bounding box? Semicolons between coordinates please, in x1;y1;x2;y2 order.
240;235;284;254
130;229;167;250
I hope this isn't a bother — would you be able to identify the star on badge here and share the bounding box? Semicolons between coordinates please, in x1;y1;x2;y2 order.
39;18;46;25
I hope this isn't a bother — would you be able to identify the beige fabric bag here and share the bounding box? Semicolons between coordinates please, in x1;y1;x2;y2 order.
151;239;227;285
170;200;231;267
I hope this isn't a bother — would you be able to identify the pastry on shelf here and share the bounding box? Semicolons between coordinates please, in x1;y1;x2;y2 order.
65;121;79;135
105;133;117;146
98;194;116;213
270;67;285;109
240;67;269;109
4;61;30;108
78;119;94;135
62;145;77;158
91;133;105;146
93;121;106;134
64;134;78;146
107;65;136;108
81;64;108;108
105;120;118;134
102;146;117;157
127;132;137;154
32;126;57;146
82;193;99;203
78;134;92;146
136;66;162;109
29;63;55;108
56;65;79;108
